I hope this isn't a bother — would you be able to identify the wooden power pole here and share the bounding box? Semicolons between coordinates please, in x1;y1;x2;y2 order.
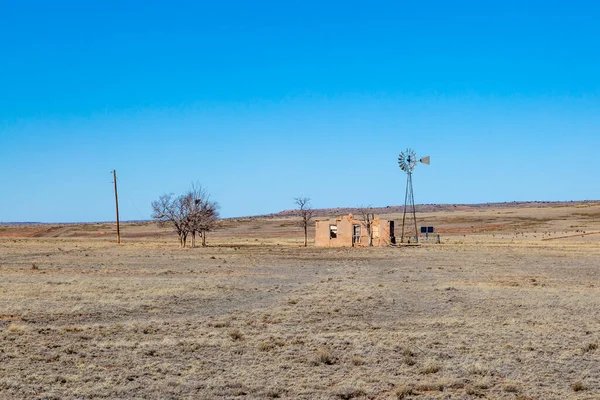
113;170;121;244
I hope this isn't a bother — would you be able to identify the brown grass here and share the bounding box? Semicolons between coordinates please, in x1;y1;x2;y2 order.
420;361;441;374
1;202;600;398
395;385;414;399
312;346;336;365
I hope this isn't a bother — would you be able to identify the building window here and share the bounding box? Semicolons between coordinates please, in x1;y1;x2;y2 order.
373;225;380;239
329;225;338;239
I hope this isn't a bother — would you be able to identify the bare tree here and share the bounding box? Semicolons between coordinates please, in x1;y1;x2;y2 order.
184;184;204;248
185;183;220;247
198;199;220;247
151;193;189;247
183;193;199;248
294;197;314;247
357;206;375;247
152;183;220;248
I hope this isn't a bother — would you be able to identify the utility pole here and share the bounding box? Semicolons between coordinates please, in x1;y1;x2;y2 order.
112;170;121;244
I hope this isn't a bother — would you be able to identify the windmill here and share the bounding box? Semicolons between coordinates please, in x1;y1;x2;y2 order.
398;149;430;243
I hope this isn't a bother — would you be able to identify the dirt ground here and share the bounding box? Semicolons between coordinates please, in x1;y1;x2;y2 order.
1;203;600;399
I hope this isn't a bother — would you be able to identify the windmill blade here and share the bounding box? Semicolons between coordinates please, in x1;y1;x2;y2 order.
420;156;430;165
399;148;419;172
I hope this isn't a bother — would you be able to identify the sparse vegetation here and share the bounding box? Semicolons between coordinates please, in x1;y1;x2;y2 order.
396;385;414;399
1;202;600;398
335;386;366;399
403;355;416;366
416;381;445;391
351;355;366;366
503;383;520;393
313;346;335;365
228;329;244;341
7;322;26;334
257;336;285;351
582;342;598;352
465;386;483;396
258;340;274;352
466;362;492;376
420;361;441;374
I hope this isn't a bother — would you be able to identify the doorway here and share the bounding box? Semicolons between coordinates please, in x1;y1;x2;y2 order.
352;225;361;246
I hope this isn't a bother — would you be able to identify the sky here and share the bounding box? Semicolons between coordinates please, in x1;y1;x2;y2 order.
1;1;599;222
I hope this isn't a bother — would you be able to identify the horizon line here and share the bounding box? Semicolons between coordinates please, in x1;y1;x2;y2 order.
2;199;599;225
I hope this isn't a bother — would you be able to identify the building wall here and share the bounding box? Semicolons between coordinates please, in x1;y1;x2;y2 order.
369;218;395;247
315;214;396;247
315;215;354;247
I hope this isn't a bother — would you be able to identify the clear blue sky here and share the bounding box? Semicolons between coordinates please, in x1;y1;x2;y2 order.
1;1;599;222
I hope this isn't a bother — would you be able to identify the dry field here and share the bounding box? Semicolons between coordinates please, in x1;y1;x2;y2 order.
1;203;600;399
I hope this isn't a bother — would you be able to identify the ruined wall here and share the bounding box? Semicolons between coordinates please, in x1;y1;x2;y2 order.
315;215;354;247
315;214;396;247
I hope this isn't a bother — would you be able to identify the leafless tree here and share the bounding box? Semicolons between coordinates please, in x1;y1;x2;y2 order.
151;184;220;248
151;193;190;247
357;206;375;247
185;183;220;247
294;196;314;247
184;184;203;248
199;200;220;246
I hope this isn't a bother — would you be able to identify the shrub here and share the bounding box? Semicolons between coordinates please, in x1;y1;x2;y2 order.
336;386;366;399
257;341;273;352
266;388;282;398
351;355;366;366
396;385;413;399
228;329;243;341
420;362;440;374
312;347;335;365
502;383;520;393
7;323;25;335
582;342;598;353
465;386;483;397
416;381;445;391
211;320;230;328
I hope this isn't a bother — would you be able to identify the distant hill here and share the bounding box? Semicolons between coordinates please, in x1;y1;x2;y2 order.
0;221;45;226
3;201;599;225
255;200;600;219
0;220;150;226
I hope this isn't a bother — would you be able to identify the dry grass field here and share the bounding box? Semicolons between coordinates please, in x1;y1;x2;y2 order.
1;202;600;399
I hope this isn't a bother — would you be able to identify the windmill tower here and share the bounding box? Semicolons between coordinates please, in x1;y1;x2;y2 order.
398;149;430;243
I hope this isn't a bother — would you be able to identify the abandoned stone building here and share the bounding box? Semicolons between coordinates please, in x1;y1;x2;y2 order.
315;214;396;247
